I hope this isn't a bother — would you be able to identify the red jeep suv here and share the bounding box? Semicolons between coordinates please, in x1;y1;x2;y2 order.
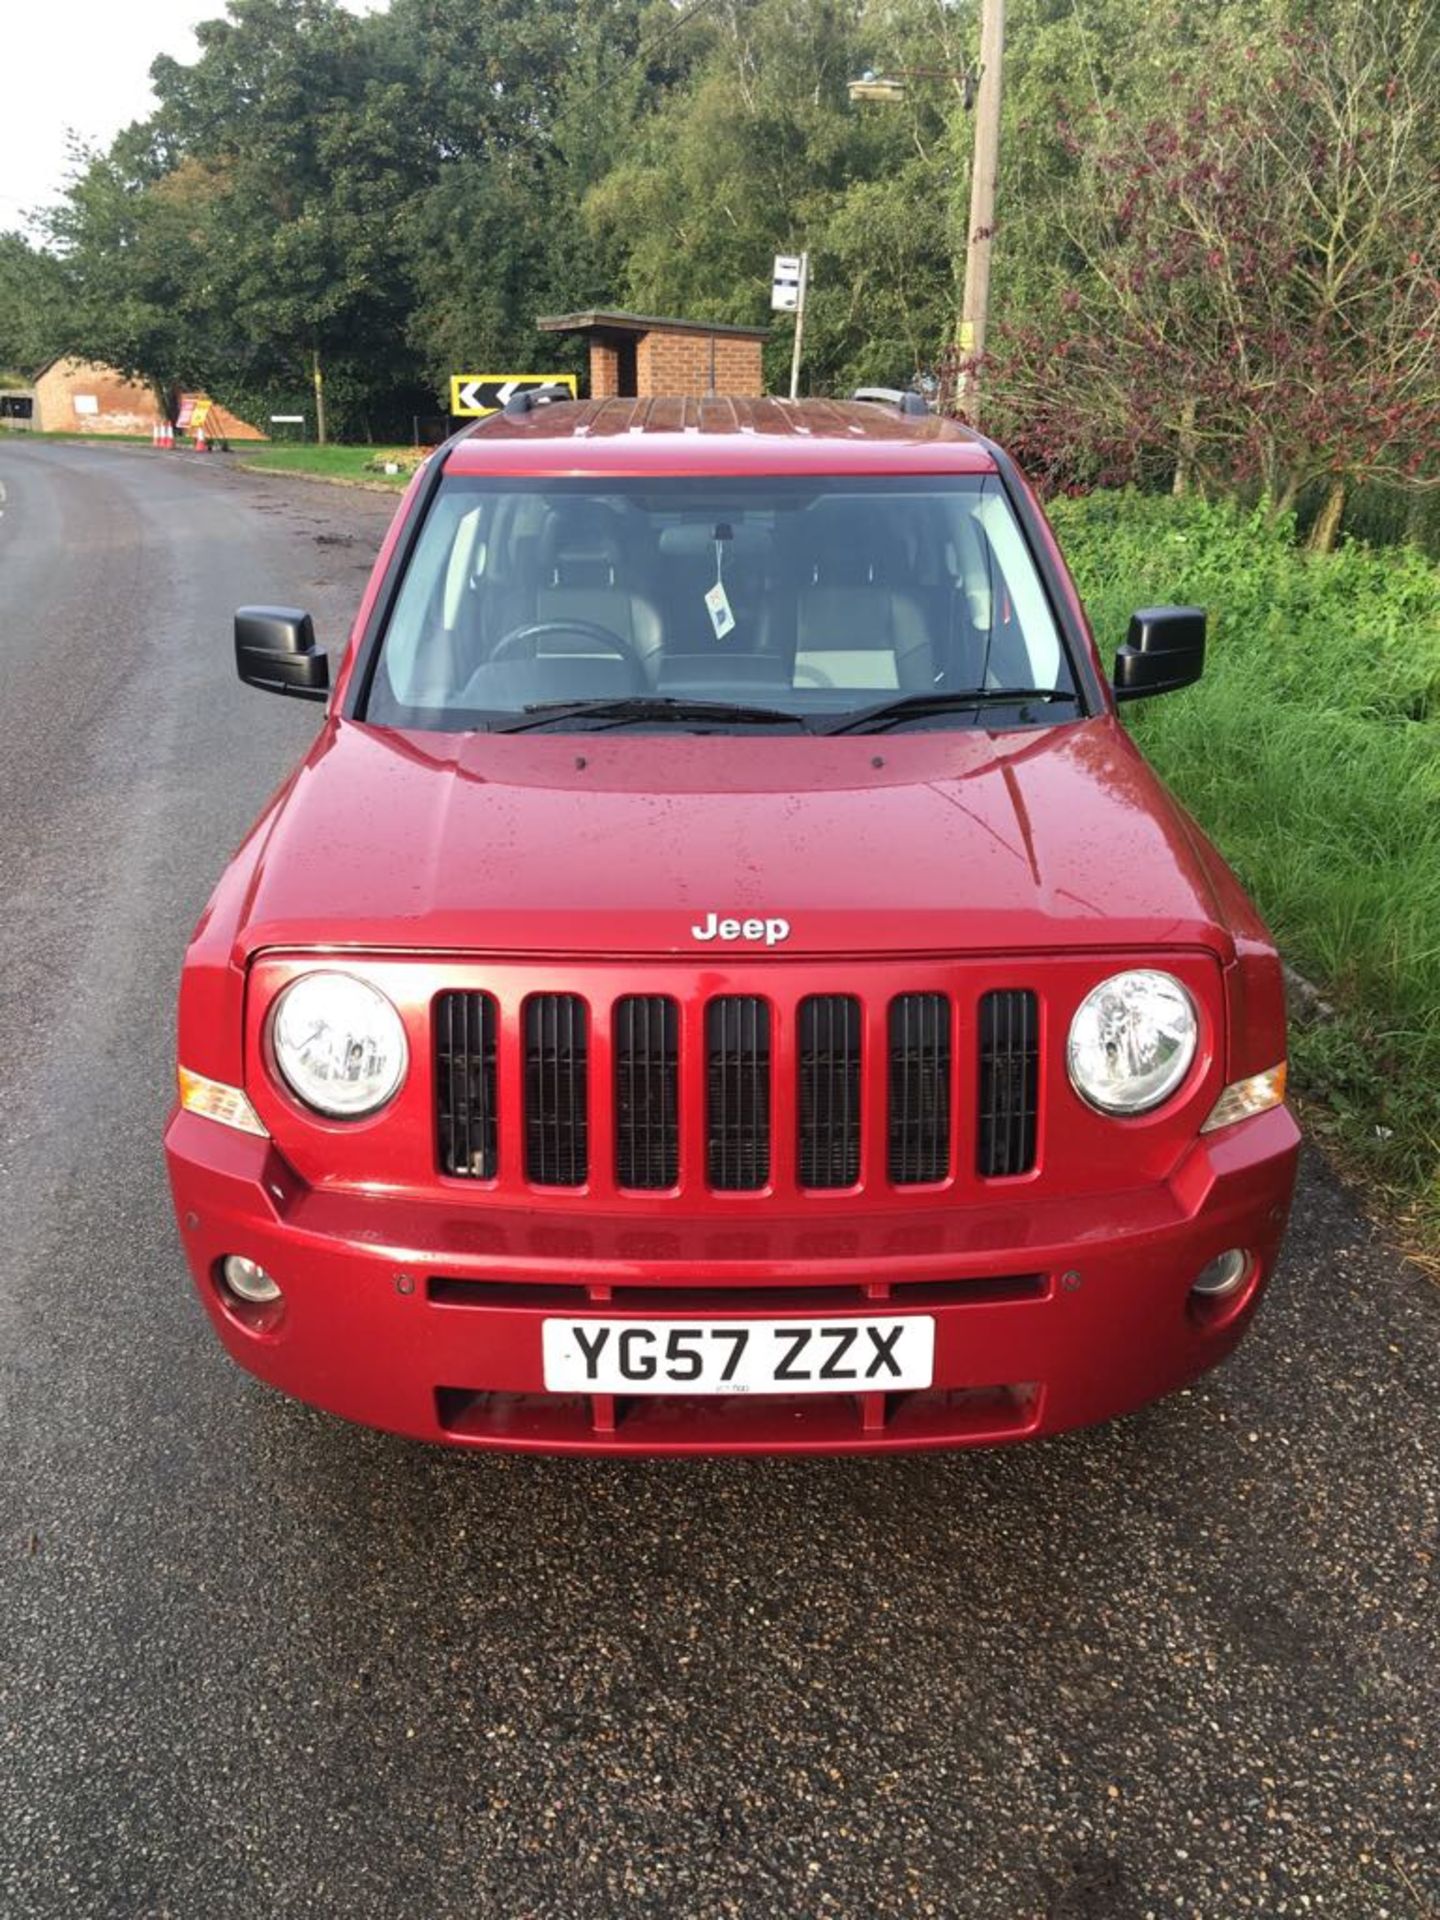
165;392;1298;1453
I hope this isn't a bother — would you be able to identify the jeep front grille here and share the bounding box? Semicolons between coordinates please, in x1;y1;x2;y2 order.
437;981;1040;1191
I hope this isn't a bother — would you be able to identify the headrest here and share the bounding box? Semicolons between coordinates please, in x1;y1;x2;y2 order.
539;503;626;585
802;507;902;587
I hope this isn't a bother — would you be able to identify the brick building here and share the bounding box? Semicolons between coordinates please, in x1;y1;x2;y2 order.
536;311;768;400
30;358;265;439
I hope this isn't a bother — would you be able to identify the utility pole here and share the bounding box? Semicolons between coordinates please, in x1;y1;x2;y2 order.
957;0;1005;417
312;344;327;447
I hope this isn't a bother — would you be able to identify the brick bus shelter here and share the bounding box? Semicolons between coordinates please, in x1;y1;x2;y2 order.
536;310;768;400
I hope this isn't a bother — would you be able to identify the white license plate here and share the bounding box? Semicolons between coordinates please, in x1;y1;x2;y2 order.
542;1315;935;1396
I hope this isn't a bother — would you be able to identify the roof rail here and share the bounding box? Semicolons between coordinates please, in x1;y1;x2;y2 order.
502;382;577;418
851;386;931;417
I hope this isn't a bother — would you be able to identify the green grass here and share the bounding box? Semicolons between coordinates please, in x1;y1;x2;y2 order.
2;428;154;442
237;443;415;488
1052;490;1440;1254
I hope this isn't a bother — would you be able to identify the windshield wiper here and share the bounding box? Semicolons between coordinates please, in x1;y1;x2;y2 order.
493;696;813;734
821;687;1080;735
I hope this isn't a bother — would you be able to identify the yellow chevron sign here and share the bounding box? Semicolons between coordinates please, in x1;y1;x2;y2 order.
449;373;577;418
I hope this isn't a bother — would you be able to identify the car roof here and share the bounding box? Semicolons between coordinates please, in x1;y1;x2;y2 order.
444;396;997;479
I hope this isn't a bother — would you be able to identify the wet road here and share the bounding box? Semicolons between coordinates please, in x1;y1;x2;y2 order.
0;439;1435;1920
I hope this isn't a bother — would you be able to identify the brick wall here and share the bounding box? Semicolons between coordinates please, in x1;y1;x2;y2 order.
32;358;266;438
590;341;621;398
34;359;159;436
634;331;764;398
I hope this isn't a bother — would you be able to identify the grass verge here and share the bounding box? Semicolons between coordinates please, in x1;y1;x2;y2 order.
3;428;154;443
236;444;417;488
1052;491;1440;1259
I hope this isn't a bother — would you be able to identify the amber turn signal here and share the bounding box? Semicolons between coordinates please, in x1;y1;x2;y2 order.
1200;1062;1287;1134
178;1066;269;1137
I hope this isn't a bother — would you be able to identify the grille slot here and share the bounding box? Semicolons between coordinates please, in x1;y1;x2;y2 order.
707;997;771;1190
798;995;862;1188
525;995;588;1186
614;995;680;1189
435;991;498;1178
888;993;952;1183
978;989;1039;1176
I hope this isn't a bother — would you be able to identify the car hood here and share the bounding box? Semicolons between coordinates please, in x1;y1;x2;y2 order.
231;715;1231;960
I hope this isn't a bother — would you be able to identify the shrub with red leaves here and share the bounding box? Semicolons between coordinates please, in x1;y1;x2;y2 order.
964;17;1440;535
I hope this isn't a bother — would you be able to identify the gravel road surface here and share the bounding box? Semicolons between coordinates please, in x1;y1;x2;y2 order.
0;439;1435;1920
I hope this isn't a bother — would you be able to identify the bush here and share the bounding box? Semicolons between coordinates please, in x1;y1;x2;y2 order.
1050;491;1440;1243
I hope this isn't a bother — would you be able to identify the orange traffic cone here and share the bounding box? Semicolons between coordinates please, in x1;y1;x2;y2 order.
162;420;174;449
194;425;207;454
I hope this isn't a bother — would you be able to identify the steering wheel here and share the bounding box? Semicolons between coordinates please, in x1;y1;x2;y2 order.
792;663;836;689
489;619;643;675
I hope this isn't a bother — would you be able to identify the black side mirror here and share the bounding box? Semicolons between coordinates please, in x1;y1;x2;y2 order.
1112;606;1205;701
235;606;330;701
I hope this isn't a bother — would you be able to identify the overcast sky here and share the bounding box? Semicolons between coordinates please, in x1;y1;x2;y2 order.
0;0;386;239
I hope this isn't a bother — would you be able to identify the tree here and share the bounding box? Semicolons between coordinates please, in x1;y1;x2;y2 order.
0;233;73;379
45;141;233;421
586;0;946;391
982;4;1440;541
387;0;661;386
144;0;424;440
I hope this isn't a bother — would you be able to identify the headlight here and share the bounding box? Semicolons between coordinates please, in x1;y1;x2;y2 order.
1067;969;1198;1115
271;971;408;1118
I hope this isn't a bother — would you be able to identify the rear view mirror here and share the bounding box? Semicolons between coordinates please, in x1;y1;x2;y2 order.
235;606;330;701
1112;606;1205;702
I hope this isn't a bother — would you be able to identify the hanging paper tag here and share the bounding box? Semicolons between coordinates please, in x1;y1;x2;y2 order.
704;526;737;639
705;580;736;639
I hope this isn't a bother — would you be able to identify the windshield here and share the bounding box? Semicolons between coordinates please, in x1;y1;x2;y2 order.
361;474;1078;731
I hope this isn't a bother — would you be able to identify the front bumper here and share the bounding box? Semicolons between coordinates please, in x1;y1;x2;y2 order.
165;1105;1299;1454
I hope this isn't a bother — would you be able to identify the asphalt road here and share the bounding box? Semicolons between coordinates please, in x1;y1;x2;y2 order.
0;439;1435;1920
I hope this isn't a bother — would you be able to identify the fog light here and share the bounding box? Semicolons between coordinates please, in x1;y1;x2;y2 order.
221;1255;282;1305
1192;1248;1251;1299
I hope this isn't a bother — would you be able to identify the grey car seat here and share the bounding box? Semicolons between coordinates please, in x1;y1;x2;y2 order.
792;510;936;692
